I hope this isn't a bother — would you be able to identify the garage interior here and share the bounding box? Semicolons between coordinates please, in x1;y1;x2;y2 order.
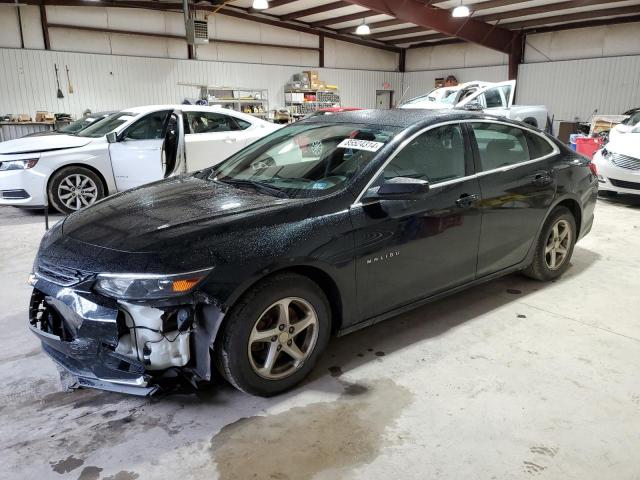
1;0;639;479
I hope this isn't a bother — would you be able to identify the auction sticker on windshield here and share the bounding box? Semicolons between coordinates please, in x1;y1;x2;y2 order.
337;138;385;152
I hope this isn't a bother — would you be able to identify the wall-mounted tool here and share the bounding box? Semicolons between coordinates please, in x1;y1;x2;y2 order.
54;64;64;99
65;65;74;94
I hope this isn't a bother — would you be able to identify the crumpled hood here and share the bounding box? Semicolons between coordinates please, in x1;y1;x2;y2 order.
62;175;297;253
0;134;93;154
608;132;640;159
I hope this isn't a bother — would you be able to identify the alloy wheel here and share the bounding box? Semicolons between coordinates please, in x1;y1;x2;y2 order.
57;174;98;211
545;219;571;270
248;297;319;380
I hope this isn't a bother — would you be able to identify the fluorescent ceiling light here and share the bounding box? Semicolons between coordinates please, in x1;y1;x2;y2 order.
252;0;269;10
452;5;470;17
355;19;370;35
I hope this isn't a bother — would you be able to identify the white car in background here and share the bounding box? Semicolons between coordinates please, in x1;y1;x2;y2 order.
593;123;640;196
401;80;549;129
608;108;640;142
0;105;279;213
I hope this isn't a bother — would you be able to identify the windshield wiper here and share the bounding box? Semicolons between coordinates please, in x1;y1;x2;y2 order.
217;178;290;198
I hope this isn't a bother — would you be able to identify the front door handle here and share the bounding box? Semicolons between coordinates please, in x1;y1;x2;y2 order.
456;193;478;209
531;171;552;186
224;136;238;143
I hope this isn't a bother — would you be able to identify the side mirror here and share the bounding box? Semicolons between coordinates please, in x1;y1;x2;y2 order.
463;102;484;111
106;132;118;144
364;177;430;202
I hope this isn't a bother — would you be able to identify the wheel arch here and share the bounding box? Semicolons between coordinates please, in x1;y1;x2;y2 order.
522;117;538;128
46;163;110;198
553;196;582;237
223;264;345;335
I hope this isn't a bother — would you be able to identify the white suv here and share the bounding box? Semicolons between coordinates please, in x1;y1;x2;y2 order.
0;105;279;213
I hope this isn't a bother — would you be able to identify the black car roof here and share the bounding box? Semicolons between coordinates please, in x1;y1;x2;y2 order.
299;108;516;129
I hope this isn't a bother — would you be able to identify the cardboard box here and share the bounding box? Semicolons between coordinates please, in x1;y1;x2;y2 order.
35;111;48;122
18;114;32;122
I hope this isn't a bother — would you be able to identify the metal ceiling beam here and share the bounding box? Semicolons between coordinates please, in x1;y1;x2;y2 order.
280;1;351;21
217;7;401;52
310;10;381;27
476;0;631;22
365;0;538;39
523;13;640;34
336;18;406;33
390;32;448;45
343;0;519;54
249;0;299;13
502;4;640;29
369;26;427;40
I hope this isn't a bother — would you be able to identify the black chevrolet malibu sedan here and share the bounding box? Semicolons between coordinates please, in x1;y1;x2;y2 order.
28;110;598;396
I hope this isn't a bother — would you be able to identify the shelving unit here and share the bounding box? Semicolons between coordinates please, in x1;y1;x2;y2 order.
284;88;341;119
197;86;270;118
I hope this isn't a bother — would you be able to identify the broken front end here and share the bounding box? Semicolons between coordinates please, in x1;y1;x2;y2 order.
28;257;224;396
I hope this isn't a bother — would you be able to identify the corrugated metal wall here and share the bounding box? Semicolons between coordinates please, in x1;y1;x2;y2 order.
517;55;640;121
0;48;402;118
401;65;509;103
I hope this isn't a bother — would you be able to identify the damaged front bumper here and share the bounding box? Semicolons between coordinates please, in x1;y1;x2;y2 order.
28;273;225;396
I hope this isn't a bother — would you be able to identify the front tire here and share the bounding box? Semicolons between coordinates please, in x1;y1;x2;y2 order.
216;273;331;396
523;206;576;281
48;166;105;214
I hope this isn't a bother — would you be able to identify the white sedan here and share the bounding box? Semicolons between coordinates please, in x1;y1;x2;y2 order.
593;124;640;196
0;105;279;213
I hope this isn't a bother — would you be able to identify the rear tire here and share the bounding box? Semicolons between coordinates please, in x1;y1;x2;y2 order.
216;273;331;397
523;206;576;281
48;166;105;214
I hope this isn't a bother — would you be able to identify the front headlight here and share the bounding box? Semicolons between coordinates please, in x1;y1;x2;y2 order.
94;269;212;300
0;158;39;171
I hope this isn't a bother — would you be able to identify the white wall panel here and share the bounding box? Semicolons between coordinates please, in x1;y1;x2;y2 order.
0;7;21;49
524;22;640;63
402;65;509;102
407;43;508;71
517;56;640;122
0;48;402;119
20;6;45;50
324;39;398;71
46;6;109;29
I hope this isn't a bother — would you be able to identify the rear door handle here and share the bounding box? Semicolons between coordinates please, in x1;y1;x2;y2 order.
456;193;478;209
531;171;552;186
224;136;238;143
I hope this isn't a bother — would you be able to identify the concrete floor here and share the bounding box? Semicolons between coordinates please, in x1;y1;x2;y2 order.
1;197;639;480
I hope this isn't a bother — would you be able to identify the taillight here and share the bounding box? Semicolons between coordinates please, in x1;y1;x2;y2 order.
588;162;597;176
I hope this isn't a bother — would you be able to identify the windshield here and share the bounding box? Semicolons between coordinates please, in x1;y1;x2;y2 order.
623;111;640;125
77;112;136;138
59;117;92;134
207;122;401;198
403;88;458;106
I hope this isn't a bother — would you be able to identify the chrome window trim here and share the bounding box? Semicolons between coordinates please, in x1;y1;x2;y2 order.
352;118;559;206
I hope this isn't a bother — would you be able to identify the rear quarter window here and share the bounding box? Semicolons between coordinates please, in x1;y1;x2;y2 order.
525;131;555;159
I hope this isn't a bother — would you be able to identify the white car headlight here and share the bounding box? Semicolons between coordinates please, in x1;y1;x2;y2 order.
94;269;212;300
0;158;39;171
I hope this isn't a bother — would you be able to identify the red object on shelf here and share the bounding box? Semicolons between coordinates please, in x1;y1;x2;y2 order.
575;136;603;159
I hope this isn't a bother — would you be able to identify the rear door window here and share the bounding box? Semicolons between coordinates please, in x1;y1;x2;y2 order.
186;112;243;134
470;122;530;171
525;131;555;159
